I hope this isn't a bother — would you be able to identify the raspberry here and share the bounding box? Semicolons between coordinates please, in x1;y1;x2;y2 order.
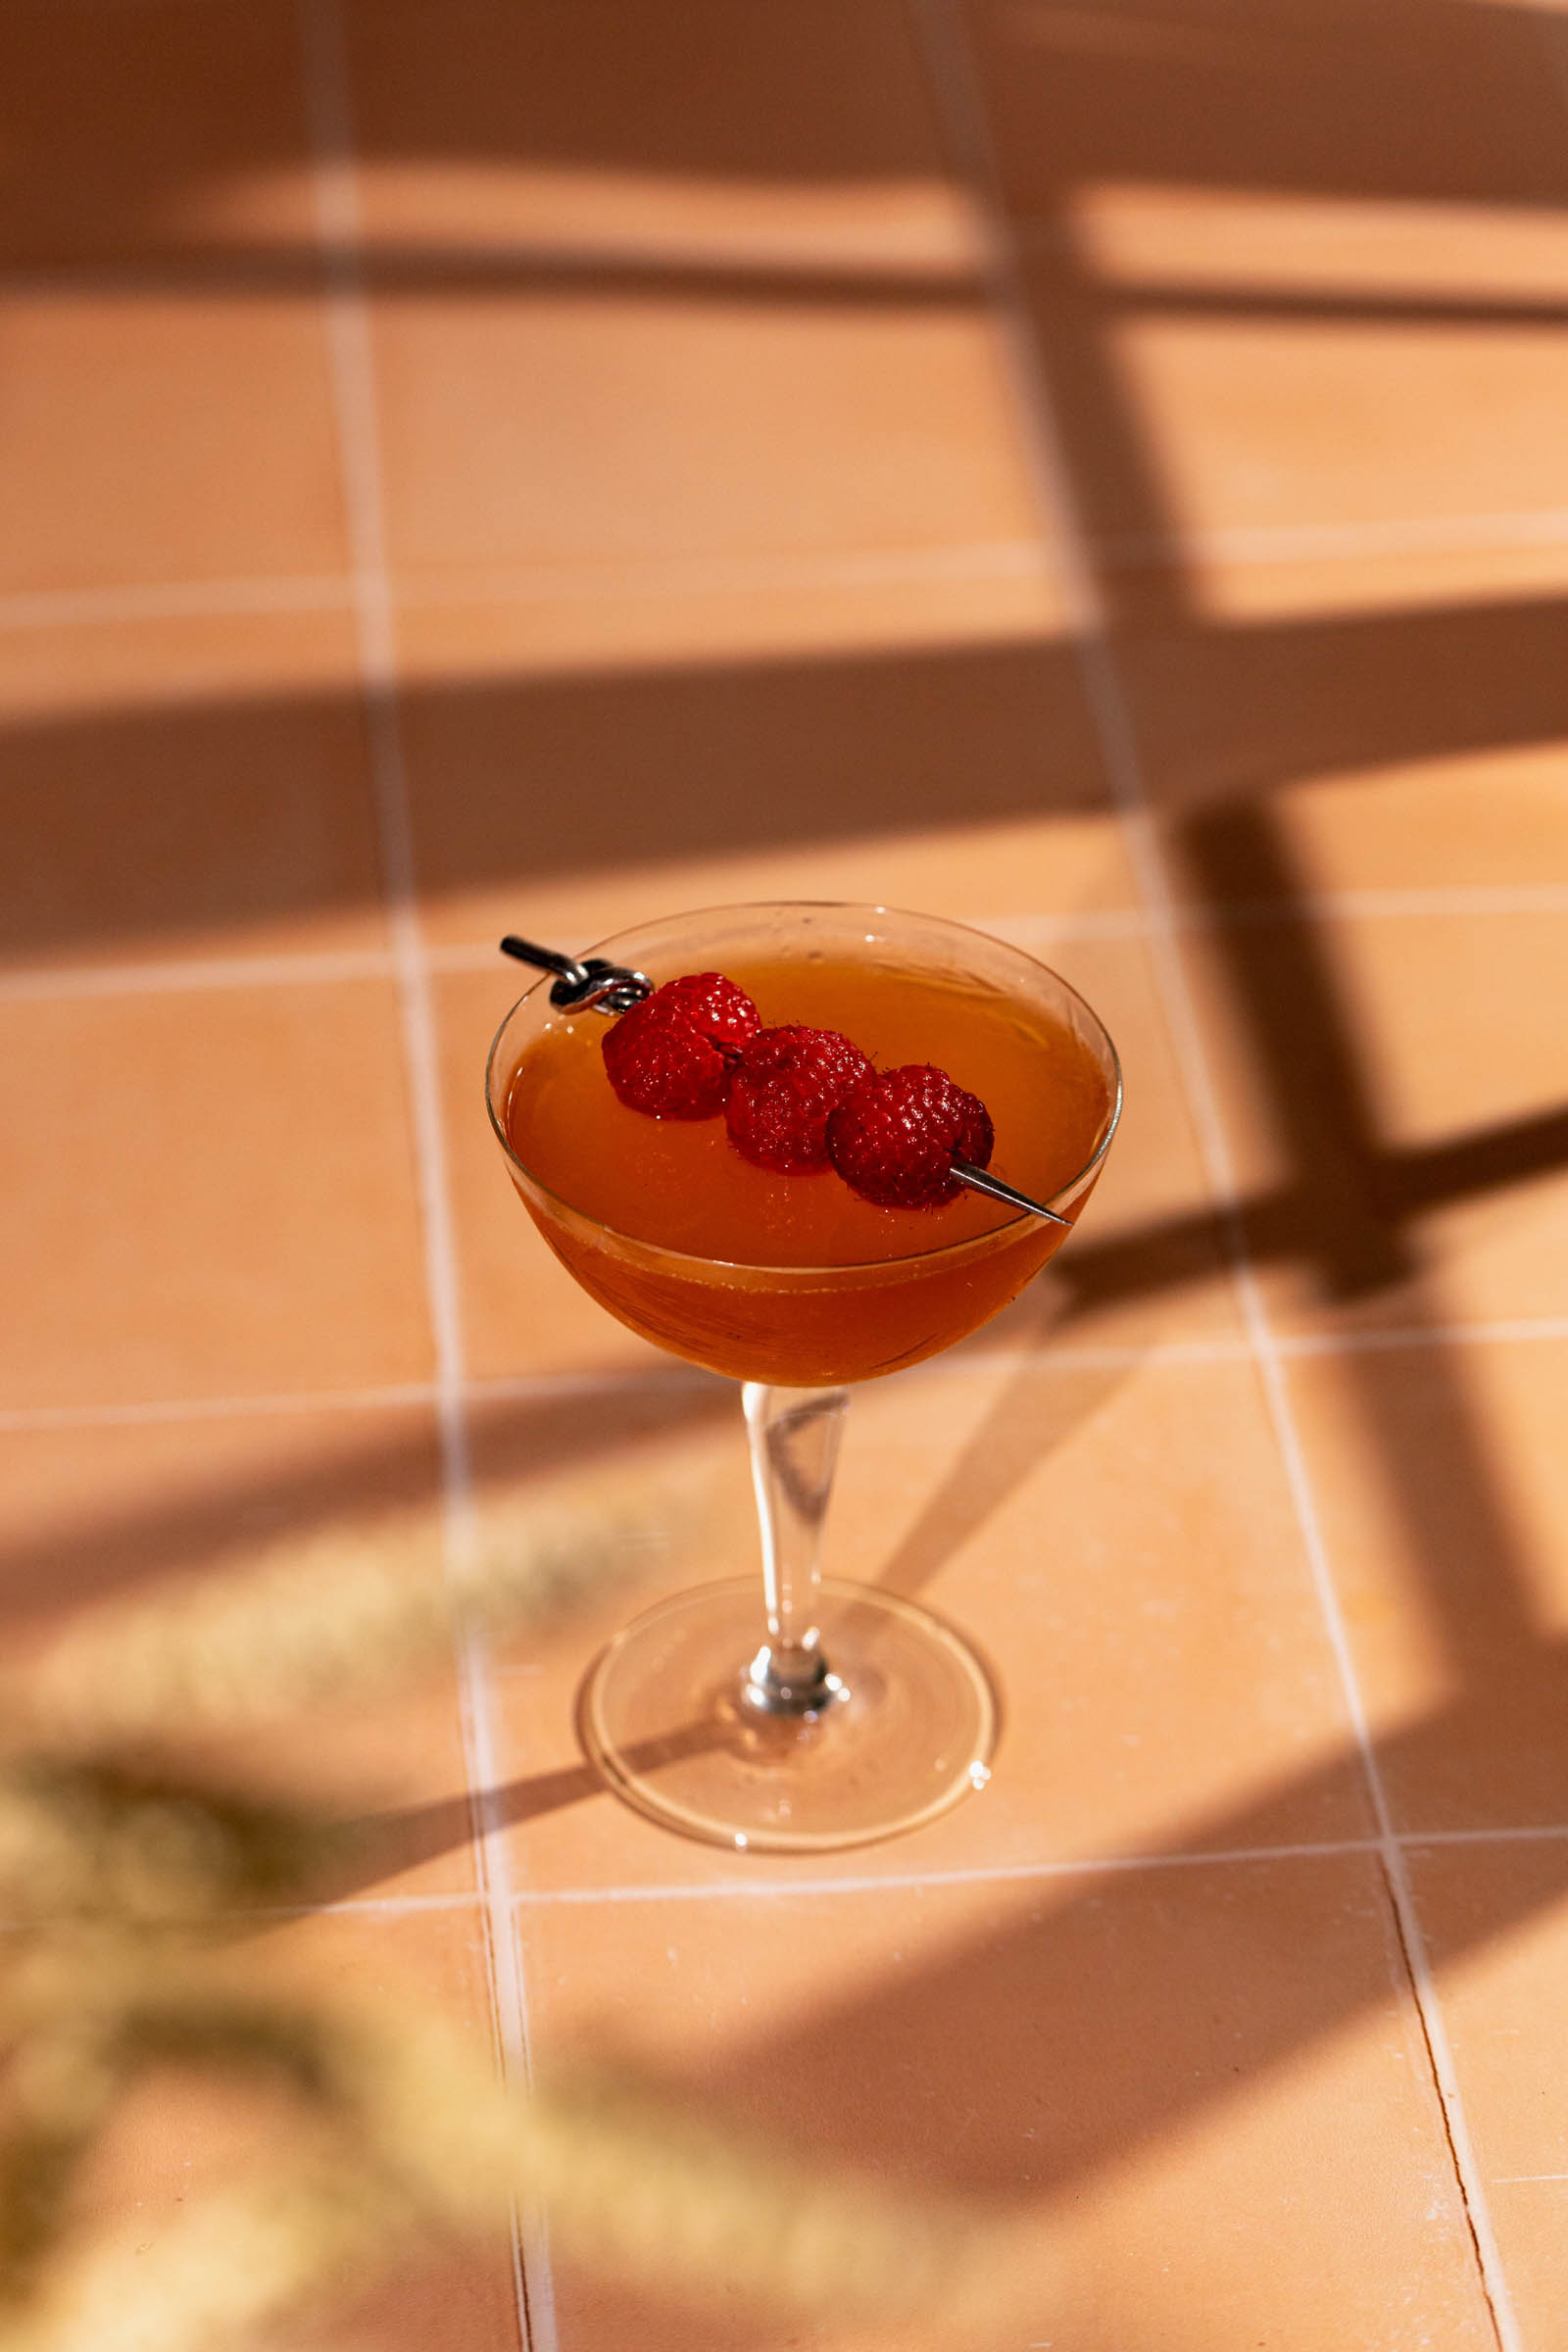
725;1025;872;1173
647;971;760;1056
601;971;760;1119
828;1065;995;1207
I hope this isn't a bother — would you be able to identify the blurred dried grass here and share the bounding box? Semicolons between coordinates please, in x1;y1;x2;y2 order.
0;1512;1033;2350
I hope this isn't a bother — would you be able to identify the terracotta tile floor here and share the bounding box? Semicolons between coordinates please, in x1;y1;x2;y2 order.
4;0;1566;2344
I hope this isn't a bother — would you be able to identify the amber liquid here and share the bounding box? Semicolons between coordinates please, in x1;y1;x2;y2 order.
504;948;1113;1385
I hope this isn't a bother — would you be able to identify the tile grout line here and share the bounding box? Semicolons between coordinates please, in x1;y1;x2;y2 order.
7;886;1568;1007
0;540;1046;636
508;1838;1394;1907
1094;506;1568;567
8;493;1568;634
6;1809;1568;1935
294;6;550;2346
907;3;1521;2344
6;1313;1568;1432
0;574;355;630
503;1817;1568;1905
0;949;402;1002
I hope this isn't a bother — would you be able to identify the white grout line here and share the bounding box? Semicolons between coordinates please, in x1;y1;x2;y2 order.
1208;886;1568;924
296;6;548;2344
503;1818;1568;1908
8;1811;1568;1938
0;1381;439;1433
8;887;1566;1010
908;5;1524;2343
2;512;1567;641
510;1823;1568;1903
1404;1822;1568;1850
239;1892;487;1921
978;907;1159;946
513;1836;1390;1906
6;1316;1568;1434
391;536;1054;606
0;541;1048;639
471;1363;723;1404
1279;1319;1568;1359
1096;506;1568;569
0;949;399;1003
0;574;354;631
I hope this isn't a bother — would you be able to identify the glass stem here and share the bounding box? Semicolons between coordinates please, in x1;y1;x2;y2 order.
741;1381;850;1716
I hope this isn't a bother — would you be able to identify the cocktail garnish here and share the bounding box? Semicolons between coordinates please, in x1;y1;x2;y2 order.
500;933;652;1012
724;1025;873;1172
501;935;1071;1221
646;971;762;1054
827;1065;995;1208
603;973;759;1118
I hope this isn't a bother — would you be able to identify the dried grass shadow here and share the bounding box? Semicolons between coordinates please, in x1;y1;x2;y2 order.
0;1379;731;1626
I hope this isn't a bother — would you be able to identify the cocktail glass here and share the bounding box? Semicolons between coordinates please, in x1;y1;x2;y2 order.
485;903;1120;1852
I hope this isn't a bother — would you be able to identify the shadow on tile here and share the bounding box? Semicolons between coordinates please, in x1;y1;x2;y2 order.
521;1838;1495;2346
872;1344;1134;1604
1118;597;1568;813
1172;800;1568;1304
5;635;1104;968
964;0;1568;769
11;594;1568;966
495;1727;1568;2313
971;0;1568;610
970;0;1568;219
11;0;1563;269
0;1384;727;1623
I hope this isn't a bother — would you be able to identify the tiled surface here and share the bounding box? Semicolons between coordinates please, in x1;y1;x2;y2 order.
519;1858;1494;2351
1407;1842;1568;2351
368;291;1042;578
0;294;349;595
72;1907;517;2351
0;1408;476;1899
340;0;990;270
1174;904;1568;1336
0;609;384;970
5;1;1566;2347
0;980;433;1408
345;0;1036;587
395;587;1127;956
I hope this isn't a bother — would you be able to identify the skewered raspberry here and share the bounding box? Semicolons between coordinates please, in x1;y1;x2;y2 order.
724;1025;873;1173
828;1065;994;1207
648;971;760;1055
602;972;759;1119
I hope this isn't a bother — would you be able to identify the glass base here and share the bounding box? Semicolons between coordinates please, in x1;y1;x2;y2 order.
578;1577;999;1853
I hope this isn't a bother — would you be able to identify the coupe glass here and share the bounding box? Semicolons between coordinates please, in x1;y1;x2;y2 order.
485;904;1120;1852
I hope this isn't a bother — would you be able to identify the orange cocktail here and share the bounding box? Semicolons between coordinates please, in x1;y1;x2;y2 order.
496;918;1116;1387
485;904;1120;1854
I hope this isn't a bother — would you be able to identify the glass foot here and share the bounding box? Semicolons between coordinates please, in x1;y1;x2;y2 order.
578;1577;998;1853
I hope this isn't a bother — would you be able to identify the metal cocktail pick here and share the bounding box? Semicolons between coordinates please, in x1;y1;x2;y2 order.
500;934;1071;1227
500;933;654;1014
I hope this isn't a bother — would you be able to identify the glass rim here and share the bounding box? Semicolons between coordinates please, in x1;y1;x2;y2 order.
484;900;1124;1282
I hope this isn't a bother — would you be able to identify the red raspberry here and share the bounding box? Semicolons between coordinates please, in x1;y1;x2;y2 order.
647;971;760;1056
725;1025;872;1172
828;1065;995;1207
601;971;760;1119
